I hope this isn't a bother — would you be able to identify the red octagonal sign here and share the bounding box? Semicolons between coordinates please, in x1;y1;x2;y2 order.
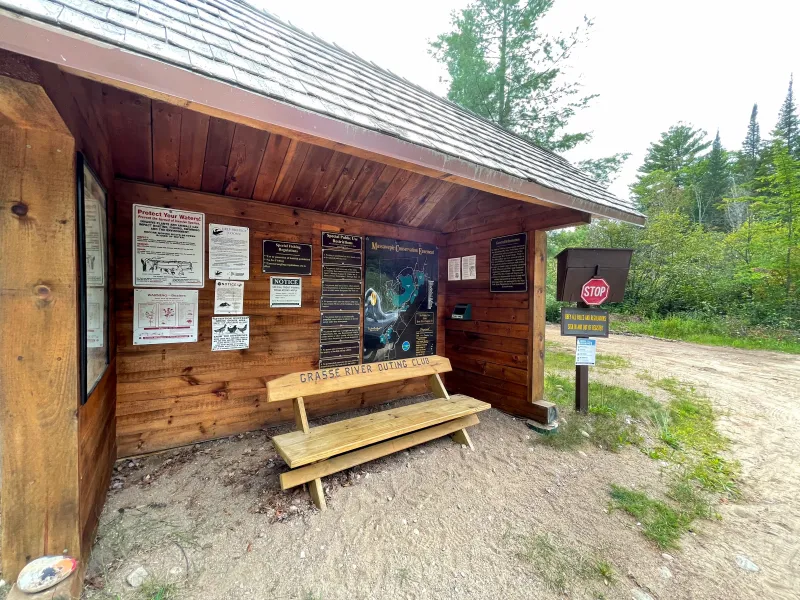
581;277;610;306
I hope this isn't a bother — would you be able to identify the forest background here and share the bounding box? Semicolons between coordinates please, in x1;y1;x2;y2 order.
431;0;800;352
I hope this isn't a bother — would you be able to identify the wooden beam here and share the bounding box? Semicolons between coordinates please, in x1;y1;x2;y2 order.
308;478;327;511
529;230;547;402
293;397;310;434
280;414;480;489
450;428;474;450
429;373;450;400
0;75;80;580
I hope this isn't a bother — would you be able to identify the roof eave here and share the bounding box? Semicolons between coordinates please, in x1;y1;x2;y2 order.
0;8;646;227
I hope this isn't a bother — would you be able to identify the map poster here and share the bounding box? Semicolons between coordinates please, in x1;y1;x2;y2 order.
363;237;438;363
209;224;249;280
133;289;198;345
262;240;312;275
490;233;527;293
214;280;244;314
211;316;250;351
133;204;204;288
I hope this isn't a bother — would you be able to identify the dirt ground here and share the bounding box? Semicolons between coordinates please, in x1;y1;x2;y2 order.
78;326;800;600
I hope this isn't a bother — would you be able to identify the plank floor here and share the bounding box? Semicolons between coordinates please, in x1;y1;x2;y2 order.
272;395;490;468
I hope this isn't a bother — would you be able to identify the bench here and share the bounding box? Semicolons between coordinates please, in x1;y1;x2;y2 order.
266;355;490;510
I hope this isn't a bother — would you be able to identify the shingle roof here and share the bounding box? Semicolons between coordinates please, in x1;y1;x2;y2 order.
0;0;644;222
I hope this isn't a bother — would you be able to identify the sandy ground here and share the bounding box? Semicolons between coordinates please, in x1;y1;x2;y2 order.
76;327;800;600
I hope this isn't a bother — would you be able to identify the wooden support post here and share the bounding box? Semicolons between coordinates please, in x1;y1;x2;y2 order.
429;373;450;399
450;428;474;450
529;229;547;402
0;76;80;580
293;397;310;433
309;478;326;511
575;360;589;414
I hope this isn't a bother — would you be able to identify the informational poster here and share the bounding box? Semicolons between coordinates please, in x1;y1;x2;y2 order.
84;198;106;287
561;307;610;337
133;289;198;345
447;257;461;281
209;223;249;280
211;316;250;351
363;237;438;363
320;232;363;368
575;338;597;366
461;255;477;280
214;280;244;314
262;240;312;275
86;286;105;348
270;276;302;307
490;233;527;293
133;205;204;287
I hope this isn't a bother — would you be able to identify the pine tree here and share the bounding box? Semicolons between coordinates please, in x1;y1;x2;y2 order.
739;104;761;180
773;75;800;158
639;123;710;186
698;131;730;228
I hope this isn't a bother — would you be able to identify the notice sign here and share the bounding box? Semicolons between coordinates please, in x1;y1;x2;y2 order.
262;240;312;275
215;280;244;314
133;289;198;345
447;257;461;281
560;307;609;337
209;224;249;280
212;316;249;351
490;233;527;293
270;276;302;307
575;338;597;366
322;232;363;251
133;205;204;287
461;255;477;280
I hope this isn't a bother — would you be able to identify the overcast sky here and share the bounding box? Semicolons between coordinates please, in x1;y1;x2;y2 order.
254;0;799;200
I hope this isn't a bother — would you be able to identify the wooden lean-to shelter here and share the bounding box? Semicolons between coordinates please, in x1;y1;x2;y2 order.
0;0;644;587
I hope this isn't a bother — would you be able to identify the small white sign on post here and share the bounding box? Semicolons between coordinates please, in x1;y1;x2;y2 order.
270;276;302;308
461;255;477;280
211;316;250;351
214;280;244;314
209;223;250;280
447;257;461;281
575;338;597;366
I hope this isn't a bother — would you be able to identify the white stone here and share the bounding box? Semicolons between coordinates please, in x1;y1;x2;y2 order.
126;566;149;588
661;553;674;561
660;566;673;579
169;567;183;577
300;551;306;559
580;430;590;438
413;529;420;536
736;555;759;572
632;590;654;600
578;451;587;458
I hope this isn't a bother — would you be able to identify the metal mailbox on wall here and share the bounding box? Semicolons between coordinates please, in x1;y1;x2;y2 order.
555;248;633;303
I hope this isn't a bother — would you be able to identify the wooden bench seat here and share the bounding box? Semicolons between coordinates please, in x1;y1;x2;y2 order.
266;356;490;509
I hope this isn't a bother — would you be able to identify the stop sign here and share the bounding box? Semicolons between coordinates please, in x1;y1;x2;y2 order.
580;278;610;306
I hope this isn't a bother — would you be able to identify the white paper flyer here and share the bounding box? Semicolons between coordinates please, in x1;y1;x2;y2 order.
270;276;302;307
87;286;105;348
85;198;106;287
447;257;461;281
209;223;250;280
461;255;477;280
212;316;250;351
133;289;198;345
214;280;244;314
133;204;204;287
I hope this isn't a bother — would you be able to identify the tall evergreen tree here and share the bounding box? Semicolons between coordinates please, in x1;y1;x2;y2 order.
739;104;762;180
697;130;730;228
773;75;799;158
639;123;710;186
430;0;595;152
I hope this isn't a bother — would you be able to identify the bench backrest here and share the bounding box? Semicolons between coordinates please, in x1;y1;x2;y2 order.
266;355;452;402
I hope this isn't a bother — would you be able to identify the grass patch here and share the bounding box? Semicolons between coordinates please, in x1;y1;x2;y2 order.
516;534;615;592
613;315;800;354
139;580;178;600
609;485;691;550
545;343;631;370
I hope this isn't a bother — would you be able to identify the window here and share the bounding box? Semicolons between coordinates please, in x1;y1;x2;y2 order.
77;153;109;402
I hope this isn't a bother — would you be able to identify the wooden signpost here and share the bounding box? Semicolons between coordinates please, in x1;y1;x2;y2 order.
555;249;632;414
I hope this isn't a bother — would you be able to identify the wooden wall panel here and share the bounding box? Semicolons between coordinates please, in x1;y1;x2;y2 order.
114;181;447;457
